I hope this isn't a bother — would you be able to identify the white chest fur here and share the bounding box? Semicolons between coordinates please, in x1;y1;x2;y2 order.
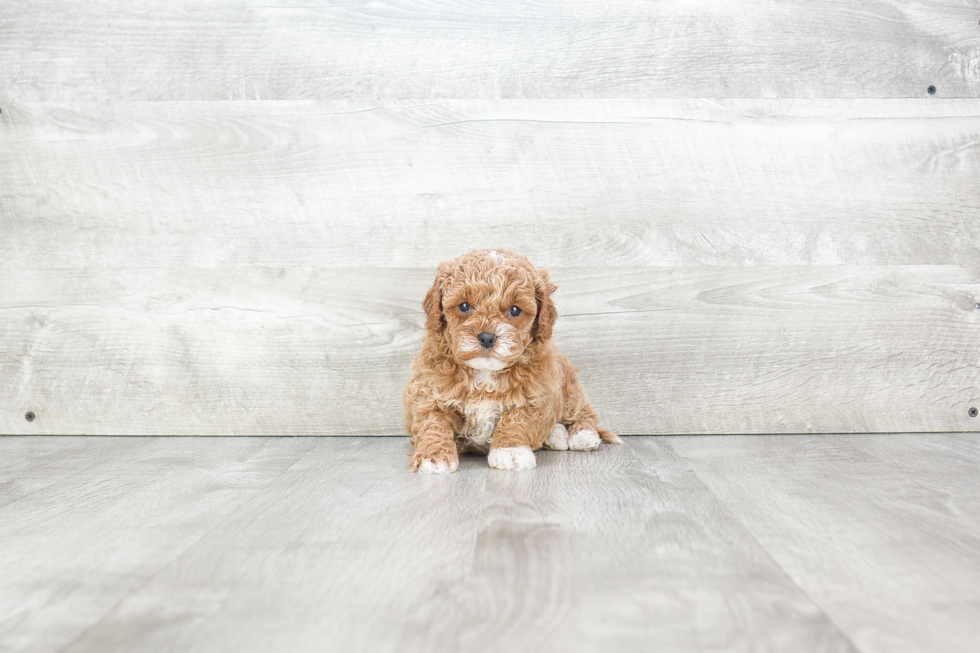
471;368;495;389
461;399;502;453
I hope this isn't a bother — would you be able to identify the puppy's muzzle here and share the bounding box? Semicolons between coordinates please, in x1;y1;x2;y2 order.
477;332;497;349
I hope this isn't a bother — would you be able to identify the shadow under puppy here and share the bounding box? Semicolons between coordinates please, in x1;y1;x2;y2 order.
404;249;620;473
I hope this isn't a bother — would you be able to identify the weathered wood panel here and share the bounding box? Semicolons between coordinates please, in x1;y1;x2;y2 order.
2;94;978;436
0;436;149;509
672;434;980;652
1;1;978;101
52;438;492;653
2;99;978;269
13;437;859;653
2;265;976;435
5;435;980;652
0;437;318;653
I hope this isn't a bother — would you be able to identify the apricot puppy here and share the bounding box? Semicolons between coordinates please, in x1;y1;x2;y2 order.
404;249;619;473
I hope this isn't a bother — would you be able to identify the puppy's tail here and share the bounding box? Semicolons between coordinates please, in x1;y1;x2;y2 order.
598;428;622;445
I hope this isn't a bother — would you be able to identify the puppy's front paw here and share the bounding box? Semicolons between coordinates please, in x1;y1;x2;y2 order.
411;451;459;474
418;457;459;474
487;446;536;471
569;428;601;451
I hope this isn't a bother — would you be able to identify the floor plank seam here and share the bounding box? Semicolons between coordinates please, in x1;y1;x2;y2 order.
0;437;159;512
664;438;865;653
51;437;323;653
445;462;491;651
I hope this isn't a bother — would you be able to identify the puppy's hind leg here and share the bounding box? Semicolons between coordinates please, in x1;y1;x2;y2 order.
542;423;569;451
558;355;621;451
566;419;621;451
596;426;622;445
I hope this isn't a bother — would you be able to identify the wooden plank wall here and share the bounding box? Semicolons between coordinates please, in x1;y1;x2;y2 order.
1;1;978;436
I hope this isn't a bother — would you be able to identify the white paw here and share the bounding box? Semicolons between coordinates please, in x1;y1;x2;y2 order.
569;428;601;451
543;423;569;451
487;446;536;471
418;458;458;474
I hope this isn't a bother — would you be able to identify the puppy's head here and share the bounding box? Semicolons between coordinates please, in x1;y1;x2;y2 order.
423;249;558;370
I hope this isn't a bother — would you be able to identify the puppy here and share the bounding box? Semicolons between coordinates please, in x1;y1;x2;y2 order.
404;249;620;473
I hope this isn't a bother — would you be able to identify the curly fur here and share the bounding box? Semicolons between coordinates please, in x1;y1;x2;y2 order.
404;249;620;473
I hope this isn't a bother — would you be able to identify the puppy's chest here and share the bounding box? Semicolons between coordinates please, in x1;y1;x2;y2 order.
459;399;502;453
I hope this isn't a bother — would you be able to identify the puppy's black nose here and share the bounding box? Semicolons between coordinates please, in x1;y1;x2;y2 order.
478;332;497;349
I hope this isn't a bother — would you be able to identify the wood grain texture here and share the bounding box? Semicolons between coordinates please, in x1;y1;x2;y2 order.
0;266;980;435
2;93;978;437
842;433;980;521
0;436;150;509
1;1;978;101
0;436;317;653
58;438;492;653
35;437;858;653
4;434;979;652
2;264;977;436
453;438;858;653
672;433;980;653
3;99;979;269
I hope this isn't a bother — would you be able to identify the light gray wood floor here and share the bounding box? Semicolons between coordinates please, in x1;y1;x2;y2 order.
1;435;978;653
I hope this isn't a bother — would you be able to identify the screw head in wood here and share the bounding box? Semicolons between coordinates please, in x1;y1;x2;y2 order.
970;407;979;418
927;85;937;95
25;411;35;422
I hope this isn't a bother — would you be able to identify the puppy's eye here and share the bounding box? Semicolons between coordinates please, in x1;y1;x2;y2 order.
458;302;472;314
508;306;522;317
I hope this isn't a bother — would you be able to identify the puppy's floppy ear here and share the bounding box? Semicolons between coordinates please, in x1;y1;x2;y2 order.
422;264;450;332
532;269;559;341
